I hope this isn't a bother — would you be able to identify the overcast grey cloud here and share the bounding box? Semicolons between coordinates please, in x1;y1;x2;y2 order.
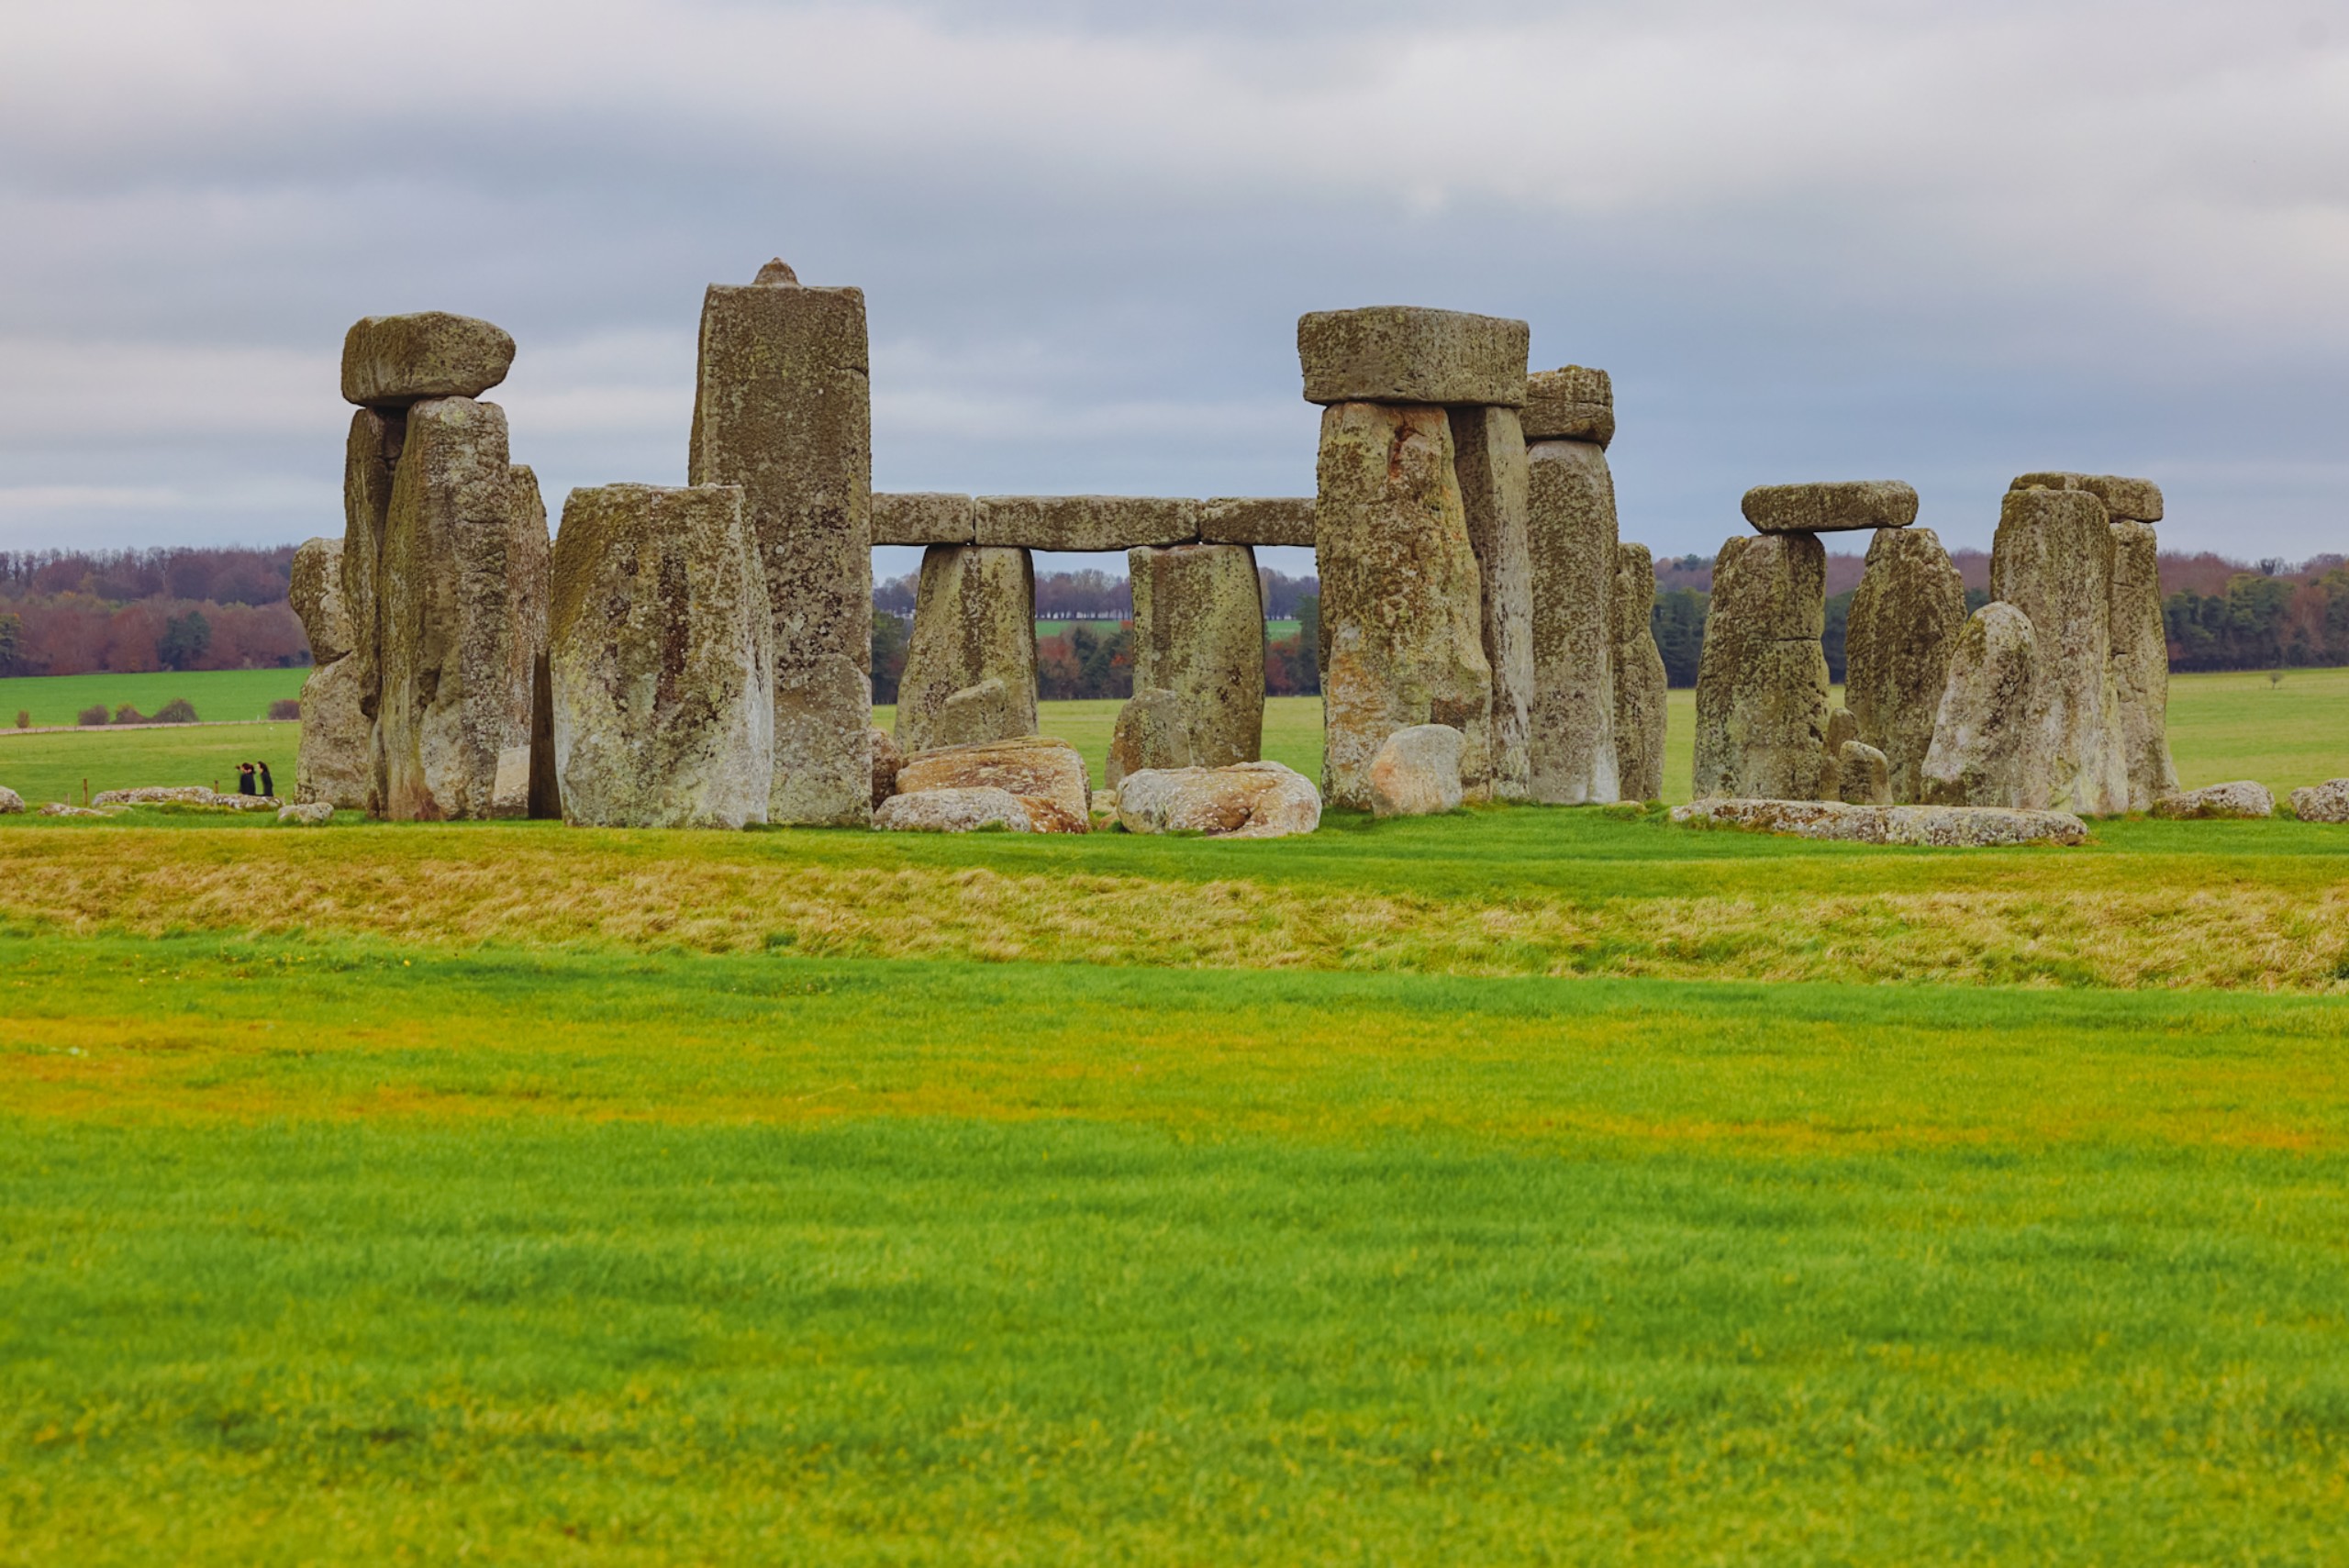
2;0;2345;577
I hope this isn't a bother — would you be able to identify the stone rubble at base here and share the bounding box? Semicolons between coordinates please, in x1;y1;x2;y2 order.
2291;779;2349;823
2150;781;2275;820
1671;797;2089;847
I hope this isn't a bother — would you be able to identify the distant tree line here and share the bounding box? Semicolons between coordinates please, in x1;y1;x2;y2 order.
0;546;306;677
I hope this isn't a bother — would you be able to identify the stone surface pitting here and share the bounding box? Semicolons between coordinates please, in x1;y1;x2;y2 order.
1520;366;1614;446
1114;762;1321;839
1693;533;1830;801
873;492;976;546
2290;779;2349;823
1609;541;1668;802
2108;518;2178;811
341;313;515;408
1990;485;2127;815
1920;603;2039;807
1672;797;2088;846
1198;496;1315;548
1741;481;1919;535
2010;472;2163;523
1298;306;1529;407
1368;724;1465;817
1525;439;1620;804
1130;543;1264;771
974;495;1198;552
1844;526;1966;804
2151;781;2275;819
1451;406;1533;798
874;787;1033;833
896;545;1038;751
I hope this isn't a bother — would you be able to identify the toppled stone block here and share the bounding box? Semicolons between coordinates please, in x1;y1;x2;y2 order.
1108;687;1193;787
874;787;1033;833
295;654;371;810
1693;533;1830;801
1521;366;1614;447
1845;527;1966;803
2290;779;2349;823
896;545;1038;751
1671;797;2088;846
548;484;774;829
2109;518;2178;810
1920;603;2038;806
1369;723;1465;817
894;736;1088;833
277;802;334;826
2010;472;2163;523
874;492;976;546
90;785;274;810
1741;481;1919;535
1610;542;1668;802
1198;496;1314;548
1130;542;1264;771
341;313;516;408
2151;781;2274;819
1298;306;1530;407
974;495;1198;551
0;785;22;814
1526;438;1620;804
1835;740;1892;805
1452;406;1532;798
869;727;904;809
1991;485;2127;815
289;537;353;664
39;803;119;817
1115;762;1321;839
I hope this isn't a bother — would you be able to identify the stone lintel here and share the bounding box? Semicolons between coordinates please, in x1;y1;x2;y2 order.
974;495;1199;552
1742;480;1920;535
873;492;976;546
2009;472;2164;523
342;312;515;408
1521;366;1614;446
1297;306;1529;407
1198;496;1314;548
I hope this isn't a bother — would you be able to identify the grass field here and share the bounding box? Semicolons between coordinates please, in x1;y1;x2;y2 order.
0;666;307;728
5;666;2348;1562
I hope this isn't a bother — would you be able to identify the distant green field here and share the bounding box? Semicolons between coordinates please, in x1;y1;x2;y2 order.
0;666;307;728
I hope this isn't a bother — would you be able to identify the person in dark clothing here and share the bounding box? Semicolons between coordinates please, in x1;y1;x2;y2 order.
257;762;274;797
236;762;257;795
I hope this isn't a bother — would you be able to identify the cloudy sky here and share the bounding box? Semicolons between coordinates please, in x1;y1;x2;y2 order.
3;0;2345;580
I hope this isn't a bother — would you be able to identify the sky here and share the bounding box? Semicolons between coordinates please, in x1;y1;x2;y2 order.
3;0;2345;583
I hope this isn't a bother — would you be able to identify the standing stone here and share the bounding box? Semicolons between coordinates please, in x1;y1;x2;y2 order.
1920;603;2039;806
1835;741;1892;805
548;484;773;829
1130;542;1264;773
1107;686;1193;787
377;397;537;821
289;537;353;665
1693;533;1831;800
1314;402;1493;810
1990;486;2127;815
1844;527;1967;803
1369;724;1465;818
1525;439;1620;804
896;545;1038;752
689;259;873;827
1610;541;1667;801
493;466;551;817
1450;406;1533;799
340;406;402;742
289;538;370;810
2109;518;2178;810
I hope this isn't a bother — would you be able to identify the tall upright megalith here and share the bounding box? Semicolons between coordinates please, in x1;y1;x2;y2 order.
2109;517;2178;809
289;536;370;810
1693;532;1832;799
1450;406;1532;799
1920;602;2038;806
1610;541;1668;802
1523;367;1620;804
689;259;873;826
1129;542;1264;770
1844;526;1966;803
896;544;1039;752
1990;485;2127;815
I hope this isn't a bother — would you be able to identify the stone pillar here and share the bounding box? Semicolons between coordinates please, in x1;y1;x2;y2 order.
1990;485;2127;815
493;465;551;817
689;258;873;827
1693;533;1831;800
549;484;773;829
2110;517;2178;810
1450;406;1532;799
1609;541;1668;802
1920;603;2038;806
896;544;1038;752
1844;526;1966;803
340;407;400;748
1128;542;1264;772
1523;367;1620;805
288;537;370;810
1299;306;1521;811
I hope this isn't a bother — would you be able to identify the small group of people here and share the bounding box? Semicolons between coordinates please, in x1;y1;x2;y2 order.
236;761;276;797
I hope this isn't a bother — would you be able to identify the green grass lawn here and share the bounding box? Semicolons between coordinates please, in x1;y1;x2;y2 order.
0;666;307;728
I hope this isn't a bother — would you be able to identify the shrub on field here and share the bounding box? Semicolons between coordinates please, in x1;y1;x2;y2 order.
268;698;300;721
153;698;199;724
12;709;25;728
76;704;108;726
113;703;149;725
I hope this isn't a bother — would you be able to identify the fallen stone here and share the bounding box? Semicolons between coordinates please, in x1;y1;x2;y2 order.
1671;797;2087;847
1452;406;1533;798
88;785;274;811
295;653;372;810
1107;686;1193;787
1315;401;1494;808
1693;533;1830;801
1991;484;2127;814
1844;527;1967;803
341;312;516;408
1920;602;2039;806
548;483;774;829
1836;740;1892;806
895;735;1088;832
1198;496;1314;548
277;802;335;826
873;492;975;546
2289;779;2349;823
1115;762;1321;839
2010;472;2163;523
896;545;1039;751
2151;781;2275;820
1741;481;1919;535
1297;306;1529;407
869;727;904;809
1520;365;1614;447
1525;439;1620;804
289;537;354;664
974;495;1197;551
1610;541;1668;801
874;787;1033;833
0;784;22;814
39;803;120;818
1369;724;1465;818
1130;542;1264;771
2109;518;2178;810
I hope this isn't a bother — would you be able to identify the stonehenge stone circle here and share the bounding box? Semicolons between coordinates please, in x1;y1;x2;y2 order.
1130;542;1265;771
288;537;372;810
874;788;1035;833
1450;406;1533;798
1609;541;1668;802
1526;437;1620;804
2010;472;2163;523
1297;306;1529;407
1920;602;2038;806
1521;366;1614;448
1989;485;2128;815
2151;781;2275;819
893;736;1089;833
1107;687;1193;786
1740;481;1919;535
689;260;873;827
548;484;774;829
340;312;515;408
2108;518;2179;810
1672;797;2088;847
1116;762;1322;839
1844;526;1967;803
896;544;1039;752
2290;780;2349;823
1368;724;1467;817
1694;533;1830;800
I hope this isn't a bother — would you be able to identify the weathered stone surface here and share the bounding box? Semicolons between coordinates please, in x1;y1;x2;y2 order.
688;261;872;827
1116;762;1321;839
1298;307;1530;407
874;787;1033;833
2290;779;2349;823
1521;366;1614;447
894;736;1088;830
341;312;515;408
289;537;353;664
39;803;117;817
2108;518;2178;811
1742;481;1919;535
1107;687;1193;787
1452;406;1532;799
377;397;539;821
548;484;774;829
1198;496;1314;548
933;678;1015;749
1526;439;1620;804
896;545;1038;751
1845;526;1966;803
873;492;975;546
974;495;1197;551
1826;706;1859;753
277;801;334;826
2151;781;2274;820
1836;740;1892;805
869;727;903;809
1693;533;1830;800
1130;542;1264;772
295;653;371;810
498;466;551;819
1991;485;2127;814
1671;797;2088;847
0;785;22;814
2011;472;2163;523
1369;724;1465;817
90;785;273;810
340;407;403;738
1920;602;2038;806
1610;542;1667;801
1089;786;1121;827
1315;402;1494;808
